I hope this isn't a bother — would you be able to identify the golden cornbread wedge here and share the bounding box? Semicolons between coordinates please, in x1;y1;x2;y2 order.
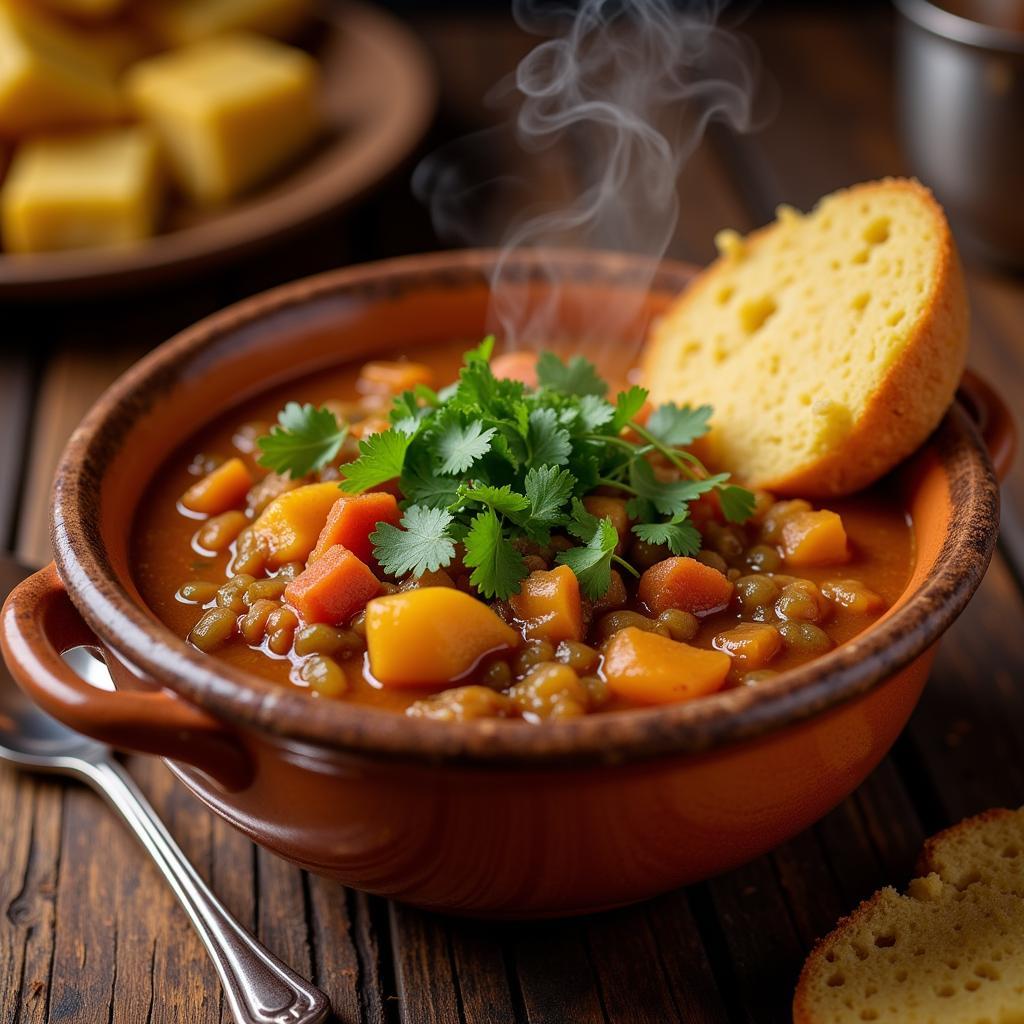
794;806;1024;1023
0;0;125;138
1;127;163;253
126;32;320;206
139;0;313;47
642;179;969;497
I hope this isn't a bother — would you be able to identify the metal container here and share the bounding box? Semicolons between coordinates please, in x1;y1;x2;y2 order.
896;0;1024;267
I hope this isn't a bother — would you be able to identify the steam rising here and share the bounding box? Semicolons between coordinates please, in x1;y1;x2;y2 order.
413;0;762;349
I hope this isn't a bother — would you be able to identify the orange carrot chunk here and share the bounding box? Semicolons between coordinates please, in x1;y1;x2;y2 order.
180;457;252;515
309;491;401;565
638;556;734;617
603;627;730;705
357;361;434;395
509;565;583;643
284;545;381;625
583;495;630;554
490;350;539;387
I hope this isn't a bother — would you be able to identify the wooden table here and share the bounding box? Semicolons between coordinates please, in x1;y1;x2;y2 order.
2;8;1023;1023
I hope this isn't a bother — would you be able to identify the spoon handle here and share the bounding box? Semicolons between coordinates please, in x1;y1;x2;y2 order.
80;758;330;1024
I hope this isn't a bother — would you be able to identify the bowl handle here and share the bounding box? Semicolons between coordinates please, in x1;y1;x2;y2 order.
1;563;252;791
959;370;1017;482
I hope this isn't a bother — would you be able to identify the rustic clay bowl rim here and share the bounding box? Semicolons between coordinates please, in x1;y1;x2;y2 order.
52;249;1000;765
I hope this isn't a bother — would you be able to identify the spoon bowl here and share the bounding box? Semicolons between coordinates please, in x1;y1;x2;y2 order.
0;643;111;772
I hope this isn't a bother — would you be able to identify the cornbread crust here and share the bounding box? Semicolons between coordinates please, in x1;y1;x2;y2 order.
794;807;1024;1023
642;179;969;497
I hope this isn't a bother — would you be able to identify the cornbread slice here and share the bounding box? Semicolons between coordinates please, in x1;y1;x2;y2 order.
0;0;125;138
126;32;320;205
794;807;1024;1024
139;0;313;47
2;127;163;252
919;807;1024;898
642;179;968;496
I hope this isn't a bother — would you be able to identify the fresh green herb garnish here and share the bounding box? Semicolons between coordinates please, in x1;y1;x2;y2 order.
257;402;348;477
258;338;755;600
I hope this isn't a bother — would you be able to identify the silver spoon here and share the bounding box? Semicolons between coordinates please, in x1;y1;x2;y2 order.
0;558;330;1024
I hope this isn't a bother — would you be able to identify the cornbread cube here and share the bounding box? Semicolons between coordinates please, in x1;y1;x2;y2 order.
140;0;313;46
0;1;125;138
126;33;320;205
2;127;163;253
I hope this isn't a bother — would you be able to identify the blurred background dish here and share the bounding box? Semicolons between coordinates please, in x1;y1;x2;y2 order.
896;0;1024;267
0;0;437;297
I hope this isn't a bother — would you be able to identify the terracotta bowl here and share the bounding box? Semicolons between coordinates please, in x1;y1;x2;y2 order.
1;250;1014;919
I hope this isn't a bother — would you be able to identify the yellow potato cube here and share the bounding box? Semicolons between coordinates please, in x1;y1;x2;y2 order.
140;0;313;46
602;627;731;706
780;509;850;568
126;33;320;205
2;127;163;253
0;1;125;138
248;482;341;569
365;590;519;688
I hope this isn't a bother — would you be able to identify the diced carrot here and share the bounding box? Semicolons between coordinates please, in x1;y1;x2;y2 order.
357;361;434;395
688;490;724;530
180;457;252;516
509;565;583;643
491;350;539;387
250;481;342;569
602;627;730;705
712;623;782;669
284;545;381;625
780;510;849;567
350;417;391;440
309;491;401;565
583;495;630;554
638;556;734;616
365;589;519;687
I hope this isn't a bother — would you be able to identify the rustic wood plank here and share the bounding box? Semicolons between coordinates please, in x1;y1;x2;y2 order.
0;775;61;1024
583;907;683;1024
706;859;806;1024
512;921;606;1024
644;890;730;1024
389;904;461;1024
447;919;518;1024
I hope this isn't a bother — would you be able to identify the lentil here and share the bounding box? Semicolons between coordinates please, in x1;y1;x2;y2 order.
197;511;249;553
406;685;514;722
555;640;600;673
177;580;218;605
189;607;237;652
299;655;348;698
293;624;363;658
656;608;699;642
778;621;833;654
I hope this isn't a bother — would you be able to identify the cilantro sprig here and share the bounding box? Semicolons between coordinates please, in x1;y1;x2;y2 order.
257;339;755;600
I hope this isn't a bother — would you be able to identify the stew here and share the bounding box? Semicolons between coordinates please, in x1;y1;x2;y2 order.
132;339;914;723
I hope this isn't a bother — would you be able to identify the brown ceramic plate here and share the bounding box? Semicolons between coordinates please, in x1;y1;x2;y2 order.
0;2;436;300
